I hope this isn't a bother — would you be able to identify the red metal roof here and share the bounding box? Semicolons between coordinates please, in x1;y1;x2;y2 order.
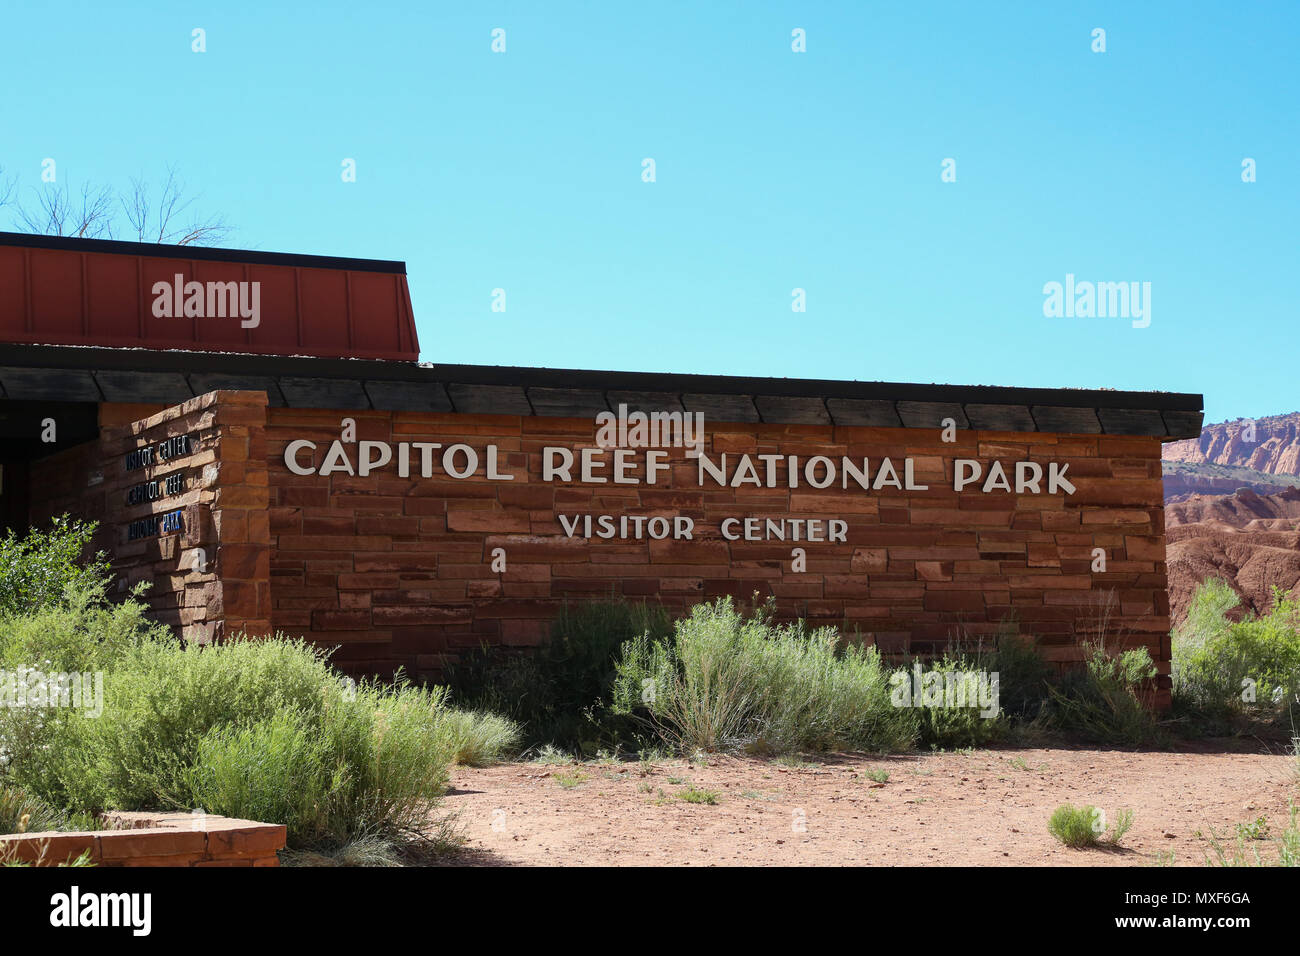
0;233;420;362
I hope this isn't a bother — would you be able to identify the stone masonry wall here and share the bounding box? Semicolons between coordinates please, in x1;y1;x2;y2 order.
0;812;284;867
264;406;1173;705
29;390;271;642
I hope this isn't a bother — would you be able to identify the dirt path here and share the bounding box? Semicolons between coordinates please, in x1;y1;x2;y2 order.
441;745;1297;866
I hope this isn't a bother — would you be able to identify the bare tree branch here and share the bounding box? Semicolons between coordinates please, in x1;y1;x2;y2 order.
0;166;17;215
14;180;116;239
121;165;231;246
122;174;150;243
8;166;230;246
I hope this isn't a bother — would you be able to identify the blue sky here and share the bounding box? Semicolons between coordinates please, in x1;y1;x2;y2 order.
1;1;1295;423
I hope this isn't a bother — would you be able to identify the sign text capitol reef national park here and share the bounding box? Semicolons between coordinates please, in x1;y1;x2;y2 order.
282;406;1076;542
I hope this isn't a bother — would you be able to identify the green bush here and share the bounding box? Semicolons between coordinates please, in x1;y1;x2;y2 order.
1205;802;1299;867
1173;579;1300;723
12;630;518;850
184;709;335;842
326;682;471;841
0;587;171;797
435;708;522;767
0;583;166;673
1047;804;1133;848
0;785;66;834
36;635;347;811
1048;804;1100;847
0;524;520;855
0;517;109;616
1047;641;1161;746
987;628;1054;721
612;596;917;754
888;625;1053;749
446;597;673;751
902;654;1008;748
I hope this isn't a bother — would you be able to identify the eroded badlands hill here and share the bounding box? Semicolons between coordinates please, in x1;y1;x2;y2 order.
1165;487;1300;625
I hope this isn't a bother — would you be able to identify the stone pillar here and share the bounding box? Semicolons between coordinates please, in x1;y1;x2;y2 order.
94;390;271;643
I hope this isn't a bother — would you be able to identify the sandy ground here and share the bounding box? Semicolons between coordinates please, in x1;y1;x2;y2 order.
441;744;1297;866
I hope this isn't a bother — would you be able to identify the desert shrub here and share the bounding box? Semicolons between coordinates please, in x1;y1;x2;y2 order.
1047;804;1133;848
898;655;1008;748
435;708;521;767
279;834;409;868
0;517;109;616
1047;642;1161;746
889;622;1053;749
612;596;916;754
530;744;574;765
1178;576;1242;645
1173;579;1300;723
0;528;519;856
0;785;66;834
1205;801;1299;867
1043;591;1162;745
988;628;1054;721
184;708;335;843
286;680;470;847
675;786;719;804
0;583;166;674
37;635;346;811
446;597;673;751
0;589;170;795
1040;806;1092;848
16;631;517;850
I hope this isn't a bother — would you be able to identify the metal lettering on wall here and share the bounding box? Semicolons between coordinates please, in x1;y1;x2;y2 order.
125;471;186;507
124;433;195;472
121;432;199;542
280;408;1079;543
127;509;184;541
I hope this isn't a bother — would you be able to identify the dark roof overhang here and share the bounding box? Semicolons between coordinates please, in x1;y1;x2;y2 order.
0;343;1203;439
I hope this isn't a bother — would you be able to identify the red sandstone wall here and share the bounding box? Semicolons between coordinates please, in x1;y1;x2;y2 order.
0;812;284;867
264;408;1172;701
28;391;272;642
